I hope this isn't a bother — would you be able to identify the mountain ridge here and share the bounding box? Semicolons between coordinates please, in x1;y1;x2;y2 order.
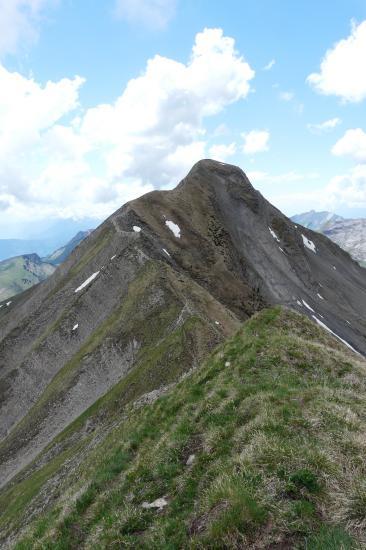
1;160;366;547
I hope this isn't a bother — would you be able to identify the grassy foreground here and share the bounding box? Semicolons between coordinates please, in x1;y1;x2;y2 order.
4;307;366;548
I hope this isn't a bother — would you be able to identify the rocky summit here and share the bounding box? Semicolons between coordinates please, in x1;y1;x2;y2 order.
1;160;366;548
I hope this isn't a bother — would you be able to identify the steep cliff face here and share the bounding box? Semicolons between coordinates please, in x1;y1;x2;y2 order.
0;159;365;496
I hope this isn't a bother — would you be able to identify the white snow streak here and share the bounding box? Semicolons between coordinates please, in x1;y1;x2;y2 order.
166;220;181;238
162;248;171;257
72;324;79;331
74;271;100;293
312;316;361;356
302;299;315;313
302;234;316;253
133;226;141;233
268;227;280;242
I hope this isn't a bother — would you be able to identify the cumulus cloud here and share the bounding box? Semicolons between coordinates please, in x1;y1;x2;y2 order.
0;28;255;225
326;164;366;208
80;27;254;186
307;117;341;134
209;142;236;162
0;0;56;56
114;0;177;29
307;20;366;102
332;128;366;162
242;130;270;155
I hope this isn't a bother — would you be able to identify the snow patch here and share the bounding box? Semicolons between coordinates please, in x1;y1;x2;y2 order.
279;247;285;254
215;321;220;325
268;227;280;242
142;497;168;510
75;271;100;293
162;248;171;257
317;293;324;300
225;361;231;367
110;255;116;260
6;301;12;306
312;316;361;356
133;226;141;233
72;324;79;331
165;220;181;238
346;320;351;326
302;299;315;313
333;266;337;270
302;234;316;253
296;300;302;306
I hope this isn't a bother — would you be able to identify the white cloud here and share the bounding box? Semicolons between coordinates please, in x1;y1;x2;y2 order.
263;59;275;71
114;0;176;29
279;91;294;101
209;142;236;162
332;128;366;162
81;27;254;186
307;117;341;134
0;0;56;56
242;130;270;155
307;20;366;102
326;164;366;208
0;28;255;225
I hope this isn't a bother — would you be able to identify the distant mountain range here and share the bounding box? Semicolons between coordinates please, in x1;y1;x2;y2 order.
291;210;366;265
291;210;344;231
0;230;92;301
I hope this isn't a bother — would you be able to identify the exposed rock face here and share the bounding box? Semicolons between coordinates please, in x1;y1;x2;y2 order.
1;159;366;491
323;218;366;264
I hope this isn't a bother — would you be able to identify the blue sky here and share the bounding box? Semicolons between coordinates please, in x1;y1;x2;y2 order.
1;0;366;239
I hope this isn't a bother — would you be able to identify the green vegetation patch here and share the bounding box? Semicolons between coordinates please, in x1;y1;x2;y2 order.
2;307;366;548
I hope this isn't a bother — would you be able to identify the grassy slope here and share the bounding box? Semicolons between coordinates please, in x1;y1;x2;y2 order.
2;307;366;549
0;257;55;301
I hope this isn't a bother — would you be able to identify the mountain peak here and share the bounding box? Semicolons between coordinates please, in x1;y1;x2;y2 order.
1;162;366;537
